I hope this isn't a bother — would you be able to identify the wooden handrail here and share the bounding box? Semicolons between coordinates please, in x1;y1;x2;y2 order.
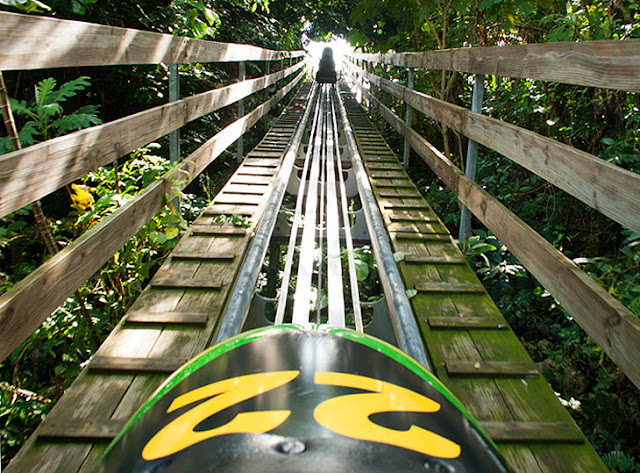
349;39;640;92
362;88;640;390
347;61;640;234
0;69;305;361
0;61;305;219
0;12;304;70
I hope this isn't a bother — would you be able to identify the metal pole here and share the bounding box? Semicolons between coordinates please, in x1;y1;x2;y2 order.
335;83;431;371
402;68;414;169
168;63;180;209
458;74;485;244
237;61;246;160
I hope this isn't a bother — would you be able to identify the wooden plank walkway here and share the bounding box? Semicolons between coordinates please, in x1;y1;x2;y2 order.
7;83;609;473
4;82;313;473
341;91;609;473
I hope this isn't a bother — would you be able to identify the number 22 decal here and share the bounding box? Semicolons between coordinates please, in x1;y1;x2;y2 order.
142;371;461;461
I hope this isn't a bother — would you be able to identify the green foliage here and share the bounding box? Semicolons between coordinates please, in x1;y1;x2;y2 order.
0;144;207;466
0;76;101;153
603;451;640;473
0;0;50;12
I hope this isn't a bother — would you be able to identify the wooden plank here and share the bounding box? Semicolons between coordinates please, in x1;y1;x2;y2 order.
373;182;416;188
0;72;304;362
171;251;236;261
351;40;640;91
383;203;426;210
391;232;450;241
415;282;485;294
89;356;188;373
37;419;125;441
242;162;280;168
366;158;400;164
0;61;304;219
125;311;208;325
201;207;257;216
387;214;439;223
190;225;248;235
214;193;264;205
343;93;609;473
404;254;465;264
367;164;405;170
150;279;223;289
237;168;276;176
377;190;421;197
428;316;507;329
230;178;271;186
481;422;584;444
0;12;304;70
359;65;640;233
369;91;640;390
446;360;539;378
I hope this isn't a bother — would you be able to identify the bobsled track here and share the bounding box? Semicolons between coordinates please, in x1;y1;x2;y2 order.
2;11;640;473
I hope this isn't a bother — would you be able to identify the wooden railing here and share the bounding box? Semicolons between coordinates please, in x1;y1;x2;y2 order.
346;40;640;389
0;12;306;360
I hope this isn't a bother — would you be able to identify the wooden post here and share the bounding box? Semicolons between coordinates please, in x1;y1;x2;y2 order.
168;63;180;209
458;74;484;244
237;61;246;160
402;68;414;169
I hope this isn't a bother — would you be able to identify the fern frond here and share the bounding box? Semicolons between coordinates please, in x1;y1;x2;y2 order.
53;112;101;135
53;76;91;103
602;450;640;472
34;77;57;106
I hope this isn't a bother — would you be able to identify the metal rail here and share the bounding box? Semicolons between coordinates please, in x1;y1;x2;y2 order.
335;82;431;370
215;84;319;344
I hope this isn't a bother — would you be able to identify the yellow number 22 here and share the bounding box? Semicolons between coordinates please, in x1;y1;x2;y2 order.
313;372;461;459
142;371;299;460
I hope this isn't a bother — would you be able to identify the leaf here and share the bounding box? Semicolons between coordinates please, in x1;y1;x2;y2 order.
38;102;63;119
354;258;370;281
34;77;57;106
71;0;85;14
405;289;418;299
53;76;91;103
479;0;502;10
53;111;101;135
203;7;218;25
8;98;30;116
165;226;179;240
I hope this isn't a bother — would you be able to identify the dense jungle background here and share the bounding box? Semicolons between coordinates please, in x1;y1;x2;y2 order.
0;0;638;470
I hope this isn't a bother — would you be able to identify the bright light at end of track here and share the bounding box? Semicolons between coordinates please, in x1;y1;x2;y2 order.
305;38;353;77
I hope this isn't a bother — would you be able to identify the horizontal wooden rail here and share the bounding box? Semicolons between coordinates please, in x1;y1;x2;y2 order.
0;12;304;70
361;89;640;390
349;39;640;92
0;61;305;219
349;61;640;234
0;69;304;361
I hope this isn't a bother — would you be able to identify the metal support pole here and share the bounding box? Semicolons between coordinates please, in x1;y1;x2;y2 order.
402;68;414;169
458;74;485;244
168;63;180;209
237;61;246;160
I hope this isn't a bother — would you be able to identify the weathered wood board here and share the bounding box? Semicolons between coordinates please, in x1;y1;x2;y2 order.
342;91;609;473
4;82;313;473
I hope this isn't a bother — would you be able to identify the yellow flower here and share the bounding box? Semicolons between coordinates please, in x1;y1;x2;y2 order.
69;183;94;212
